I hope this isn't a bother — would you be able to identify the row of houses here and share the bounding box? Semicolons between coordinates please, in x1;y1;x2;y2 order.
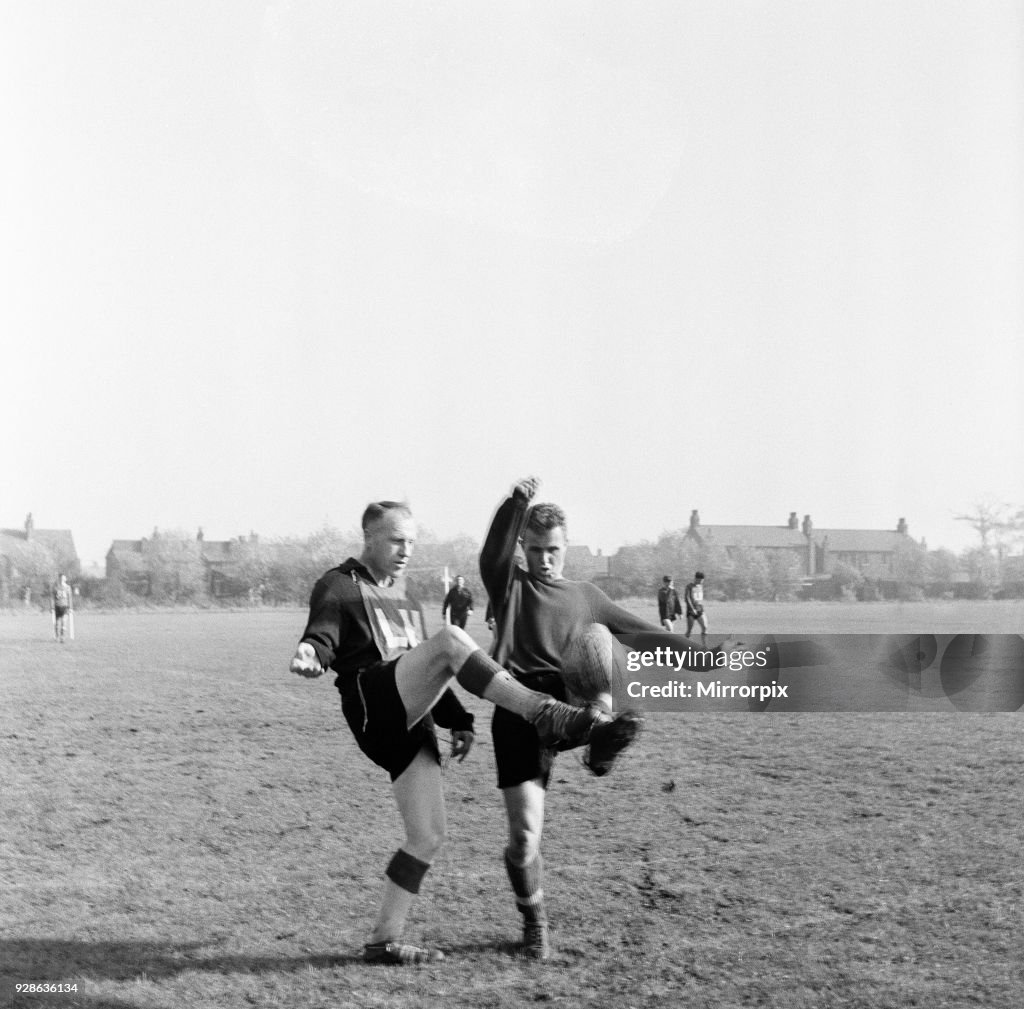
0;516;271;599
3;509;922;598
566;510;918;582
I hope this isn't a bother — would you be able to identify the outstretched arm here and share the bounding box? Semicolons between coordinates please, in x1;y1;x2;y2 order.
588;587;663;636
290;573;348;677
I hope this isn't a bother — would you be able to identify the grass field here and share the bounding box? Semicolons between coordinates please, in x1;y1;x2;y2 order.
2;602;1022;1008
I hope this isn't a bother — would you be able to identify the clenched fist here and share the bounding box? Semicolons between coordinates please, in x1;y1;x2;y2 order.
513;476;540;502
290;642;325;678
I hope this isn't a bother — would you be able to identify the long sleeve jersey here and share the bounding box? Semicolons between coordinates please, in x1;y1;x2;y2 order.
299;557;473;731
441;585;474;620
480;492;659;680
658;586;682;621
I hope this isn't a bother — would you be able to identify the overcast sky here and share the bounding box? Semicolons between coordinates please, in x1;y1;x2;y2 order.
3;1;1022;566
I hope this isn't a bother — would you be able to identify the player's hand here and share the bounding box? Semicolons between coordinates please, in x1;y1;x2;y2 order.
512;476;540;502
450;729;474;762
290;642;324;678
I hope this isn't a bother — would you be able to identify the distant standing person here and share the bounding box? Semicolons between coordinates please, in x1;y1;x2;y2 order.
685;571;708;644
442;575;474;629
52;574;73;643
657;575;682;631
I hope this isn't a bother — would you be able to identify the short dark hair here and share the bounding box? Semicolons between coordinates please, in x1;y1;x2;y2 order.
695;571;705;579
525;502;567;536
361;500;412;533
663;575;672;583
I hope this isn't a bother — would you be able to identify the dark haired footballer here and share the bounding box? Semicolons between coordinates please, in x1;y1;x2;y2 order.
658;575;683;631
482;477;697;959
289;499;640;965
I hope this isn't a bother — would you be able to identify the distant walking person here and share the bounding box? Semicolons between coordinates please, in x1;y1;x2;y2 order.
51;574;73;643
685;571;708;644
442;575;474;629
657;576;683;631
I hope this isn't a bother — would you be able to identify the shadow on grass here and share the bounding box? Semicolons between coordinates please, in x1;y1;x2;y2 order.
5;993;150;1009
0;938;359;988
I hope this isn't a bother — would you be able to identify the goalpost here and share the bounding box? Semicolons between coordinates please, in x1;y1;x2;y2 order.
405;564;452;623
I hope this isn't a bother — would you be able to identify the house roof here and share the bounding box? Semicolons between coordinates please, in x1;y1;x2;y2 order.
686;518;910;554
1;527;78;560
200;541;236;563
107;535;280;564
687;525;808;549
565;544;610;576
813;529;907;552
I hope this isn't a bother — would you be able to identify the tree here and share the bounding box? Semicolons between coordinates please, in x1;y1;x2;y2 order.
765;551;803;601
227;538;270;600
725;547;771;600
960;546;1000;598
831;561;865;600
955;500;1019;562
891;539;929;601
925;548;960;596
608;542;659;596
926;548;959;584
263;539;316;604
143;529;206;603
306;523;361;573
7;539;57;605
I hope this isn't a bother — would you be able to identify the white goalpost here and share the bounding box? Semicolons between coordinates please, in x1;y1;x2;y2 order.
405;564;452;623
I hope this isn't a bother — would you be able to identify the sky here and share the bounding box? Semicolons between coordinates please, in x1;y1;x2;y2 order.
3;1;1022;567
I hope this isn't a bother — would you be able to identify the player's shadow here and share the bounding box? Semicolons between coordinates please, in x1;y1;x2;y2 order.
0;938;359;1002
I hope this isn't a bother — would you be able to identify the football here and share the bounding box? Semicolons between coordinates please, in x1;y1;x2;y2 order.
561;623;619;703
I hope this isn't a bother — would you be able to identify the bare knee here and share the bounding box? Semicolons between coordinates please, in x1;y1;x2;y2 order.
406;821;447;863
438;624;473;651
507;826;540;864
434;624;476;664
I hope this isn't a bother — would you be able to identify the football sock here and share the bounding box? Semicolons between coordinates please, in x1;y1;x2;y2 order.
455;650;547;721
385;849;430;895
505;851;546;924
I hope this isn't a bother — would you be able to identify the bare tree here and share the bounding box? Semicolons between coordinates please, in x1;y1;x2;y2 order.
954;500;1019;561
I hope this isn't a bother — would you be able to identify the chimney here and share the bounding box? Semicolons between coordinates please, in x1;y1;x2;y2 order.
689;509;700;531
197;527;204;542
25;512;33;539
787;512;798;530
897;518;908;535
801;514;813;537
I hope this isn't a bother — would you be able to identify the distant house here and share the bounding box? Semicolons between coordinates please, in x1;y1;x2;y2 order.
681;509;913;578
0;513;80;600
197;529;266;598
814;521;914;578
105;528;270;598
564;544;610;580
105;537;152;593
